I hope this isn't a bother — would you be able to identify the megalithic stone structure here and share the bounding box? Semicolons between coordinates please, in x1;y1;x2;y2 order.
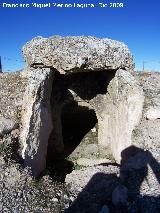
20;36;144;176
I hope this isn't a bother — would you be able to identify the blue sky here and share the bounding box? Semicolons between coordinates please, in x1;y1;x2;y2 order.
0;0;160;71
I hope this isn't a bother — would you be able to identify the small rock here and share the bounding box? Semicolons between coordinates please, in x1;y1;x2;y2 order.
91;127;97;133
112;185;128;206
69;196;75;202
11;129;20;138
145;107;160;120
52;198;58;202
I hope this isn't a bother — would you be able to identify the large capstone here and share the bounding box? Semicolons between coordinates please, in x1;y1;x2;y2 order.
23;36;134;74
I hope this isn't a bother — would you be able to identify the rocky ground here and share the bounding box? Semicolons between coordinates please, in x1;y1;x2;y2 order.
0;51;160;212
0;133;160;213
0;71;27;122
0;133;72;213
0;70;160;213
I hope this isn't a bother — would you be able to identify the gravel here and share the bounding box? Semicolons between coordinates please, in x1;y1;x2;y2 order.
0;160;72;213
0;134;160;212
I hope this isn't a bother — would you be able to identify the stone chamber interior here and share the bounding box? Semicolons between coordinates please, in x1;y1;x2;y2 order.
46;69;116;179
61;103;98;156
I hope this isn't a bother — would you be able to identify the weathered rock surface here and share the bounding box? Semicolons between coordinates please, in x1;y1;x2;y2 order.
0;71;27;122
98;69;144;162
20;68;54;176
23;36;134;74
132;72;160;157
136;72;160;117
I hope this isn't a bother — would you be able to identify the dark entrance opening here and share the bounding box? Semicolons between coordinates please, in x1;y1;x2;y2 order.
46;69;116;181
61;103;98;156
46;101;98;181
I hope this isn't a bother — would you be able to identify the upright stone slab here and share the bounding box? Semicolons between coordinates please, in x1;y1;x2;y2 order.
20;68;53;176
98;69;144;162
